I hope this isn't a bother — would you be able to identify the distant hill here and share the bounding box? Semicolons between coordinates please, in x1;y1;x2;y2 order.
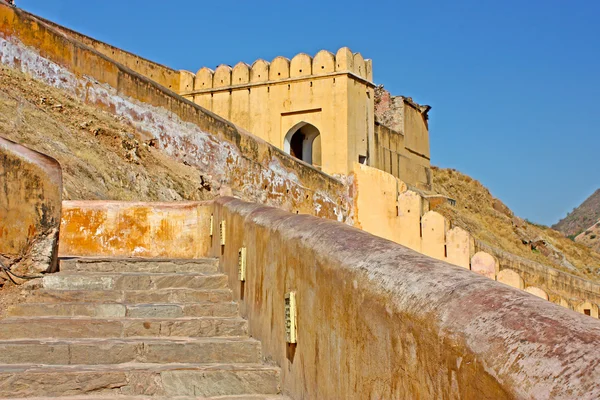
553;189;600;237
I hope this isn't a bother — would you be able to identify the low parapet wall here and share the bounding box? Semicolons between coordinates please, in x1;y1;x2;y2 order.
0;136;62;274
352;162;600;317
211;197;600;399
59;201;212;259
475;239;600;307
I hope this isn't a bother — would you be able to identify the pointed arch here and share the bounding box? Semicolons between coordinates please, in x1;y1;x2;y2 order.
283;122;321;167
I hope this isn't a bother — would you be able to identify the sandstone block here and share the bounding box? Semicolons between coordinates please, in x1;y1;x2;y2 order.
0;318;123;340
0;364;280;397
8;303;127;318
122;317;247;338
0;338;259;365
60;258;219;274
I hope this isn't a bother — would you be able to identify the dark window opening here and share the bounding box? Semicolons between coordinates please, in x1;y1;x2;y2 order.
290;132;305;160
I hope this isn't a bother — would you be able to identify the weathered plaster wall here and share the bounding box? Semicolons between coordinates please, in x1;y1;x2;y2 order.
59;201;212;259
212;197;600;400
373;86;431;190
0;135;62;273
0;4;351;223
403;101;431;160
373;118;431;191
181;49;374;176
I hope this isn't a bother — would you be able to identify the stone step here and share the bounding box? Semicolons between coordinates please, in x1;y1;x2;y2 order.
28;288;233;304
0;363;281;397
43;273;228;291
0;337;261;365
60;258;220;274
0;317;247;339
9;302;239;318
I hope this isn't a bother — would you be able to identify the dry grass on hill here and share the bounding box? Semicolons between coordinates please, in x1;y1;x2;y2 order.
431;167;600;281
576;221;600;254
553;189;600;236
0;66;213;202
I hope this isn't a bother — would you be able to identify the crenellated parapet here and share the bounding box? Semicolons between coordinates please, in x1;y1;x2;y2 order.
180;47;373;94
352;162;600;319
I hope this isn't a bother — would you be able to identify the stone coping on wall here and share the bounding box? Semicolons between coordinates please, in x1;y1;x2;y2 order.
180;70;376;97
211;196;600;399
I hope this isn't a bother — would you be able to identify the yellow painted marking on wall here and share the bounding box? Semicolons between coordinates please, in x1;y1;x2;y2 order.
238;247;247;282
220;220;226;246
285;291;297;344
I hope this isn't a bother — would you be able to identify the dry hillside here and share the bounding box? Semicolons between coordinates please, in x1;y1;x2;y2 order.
552;189;600;254
553;189;600;236
0;65;215;202
431;167;600;281
576;221;600;253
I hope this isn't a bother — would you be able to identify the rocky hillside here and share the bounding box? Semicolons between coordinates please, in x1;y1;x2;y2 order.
432;167;600;281
552;189;600;254
0;66;215;203
576;221;600;253
553;189;600;237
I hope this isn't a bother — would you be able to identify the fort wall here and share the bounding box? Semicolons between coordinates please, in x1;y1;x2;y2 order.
373;123;431;190
0;3;351;224
0;136;62;274
180;49;374;176
373;87;431;190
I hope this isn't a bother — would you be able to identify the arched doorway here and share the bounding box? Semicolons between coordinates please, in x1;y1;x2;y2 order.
283;122;321;168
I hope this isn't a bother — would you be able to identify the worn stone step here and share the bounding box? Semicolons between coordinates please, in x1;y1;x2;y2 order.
0;337;261;365
43;273;228;291
0;363;281;397
0;317;247;339
28;288;233;304
9;302;239;318
60;258;220;274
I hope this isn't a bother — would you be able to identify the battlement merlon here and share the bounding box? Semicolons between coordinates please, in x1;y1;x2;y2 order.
177;47;374;95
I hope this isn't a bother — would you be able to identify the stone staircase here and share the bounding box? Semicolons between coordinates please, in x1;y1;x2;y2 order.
0;258;287;399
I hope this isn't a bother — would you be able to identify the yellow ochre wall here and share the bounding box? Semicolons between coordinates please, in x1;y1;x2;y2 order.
180;48;374;176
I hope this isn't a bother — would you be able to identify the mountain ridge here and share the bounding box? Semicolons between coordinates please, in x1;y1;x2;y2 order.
553;189;600;237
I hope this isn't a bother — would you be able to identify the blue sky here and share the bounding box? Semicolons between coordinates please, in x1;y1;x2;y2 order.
18;0;600;226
